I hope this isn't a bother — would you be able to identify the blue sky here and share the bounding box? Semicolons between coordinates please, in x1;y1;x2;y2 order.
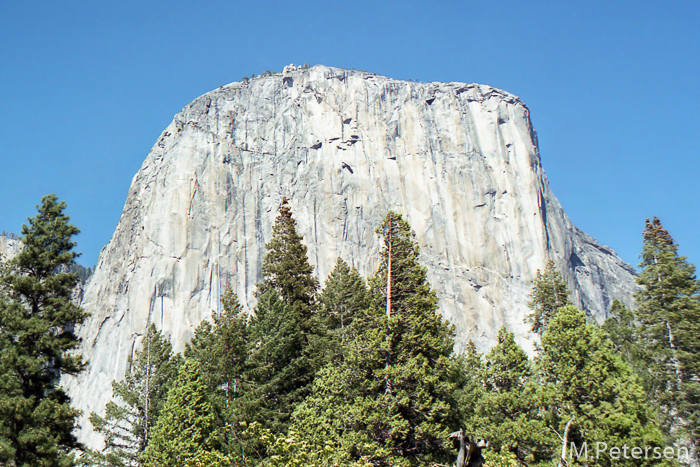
1;1;698;271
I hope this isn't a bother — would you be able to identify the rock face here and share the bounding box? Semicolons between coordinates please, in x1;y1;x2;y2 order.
0;235;22;262
0;235;20;258
64;65;637;447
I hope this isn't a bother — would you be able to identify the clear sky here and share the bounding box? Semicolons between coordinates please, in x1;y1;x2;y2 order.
1;1;698;271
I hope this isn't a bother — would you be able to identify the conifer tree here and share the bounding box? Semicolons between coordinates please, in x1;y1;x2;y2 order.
635;217;700;452
242;198;321;434
88;324;179;466
453;340;483;430
318;257;370;358
184;288;249;454
365;212;458;464
527;260;570;336
539;305;667;466
185;288;248;409
0;195;87;467
602;299;646;381
371;212;454;366
142;359;219;467
259;198;318;306
293;212;459;466
473;328;554;465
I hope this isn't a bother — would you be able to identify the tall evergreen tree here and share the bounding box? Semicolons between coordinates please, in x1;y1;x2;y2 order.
370;212;455;367
527;260;570;336
635;217;700;453
141;359;219;467
242;198;321;434
472;328;554;465
318;257;370;358
87;324;179;466
259;198;318;306
0;195;87;467
184;288;249;455
365;212;458;464
539;305;668;466
293;212;459;466
185;288;248;410
602;299;646;383
453;340;483;432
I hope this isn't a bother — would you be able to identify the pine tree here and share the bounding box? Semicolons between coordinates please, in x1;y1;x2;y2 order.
0;194;87;467
539;305;668;466
141;358;219;467
259;198;318;306
527;260;570;336
365;212;458;464
473;328;554;465
242;198;321;434
289;362;375;465
635;217;700;452
602;299;646;382
318;257;370;358
293;212;459;466
87;324;179;466
370;212;455;366
185;288;248;410
453;340;483;431
184;288;249;454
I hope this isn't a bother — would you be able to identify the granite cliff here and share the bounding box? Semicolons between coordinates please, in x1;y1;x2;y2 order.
63;65;637;447
0;235;22;262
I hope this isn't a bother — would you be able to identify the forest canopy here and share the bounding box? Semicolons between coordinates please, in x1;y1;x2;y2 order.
1;197;698;466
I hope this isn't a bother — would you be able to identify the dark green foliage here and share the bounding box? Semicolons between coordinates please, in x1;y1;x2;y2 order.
79;205;700;466
362;212;458;464
142;358;219;467
0;195;87;467
184;288;249;455
472;328;554;465
67;263;93;283
539;305;668;466
88;324;179;466
527;260;570;336
318;257;370;357
452;340;483;429
293;212;459;466
242;198;321;433
635;217;700;451
369;212;456;385
185;288;248;407
461;248;676;466
602;299;646;381
259;199;319;306
372;213;442;334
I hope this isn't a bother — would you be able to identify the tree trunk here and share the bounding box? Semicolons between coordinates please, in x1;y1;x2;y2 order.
144;335;150;448
385;222;393;395
386;226;392;320
666;321;683;391
558;416;574;467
